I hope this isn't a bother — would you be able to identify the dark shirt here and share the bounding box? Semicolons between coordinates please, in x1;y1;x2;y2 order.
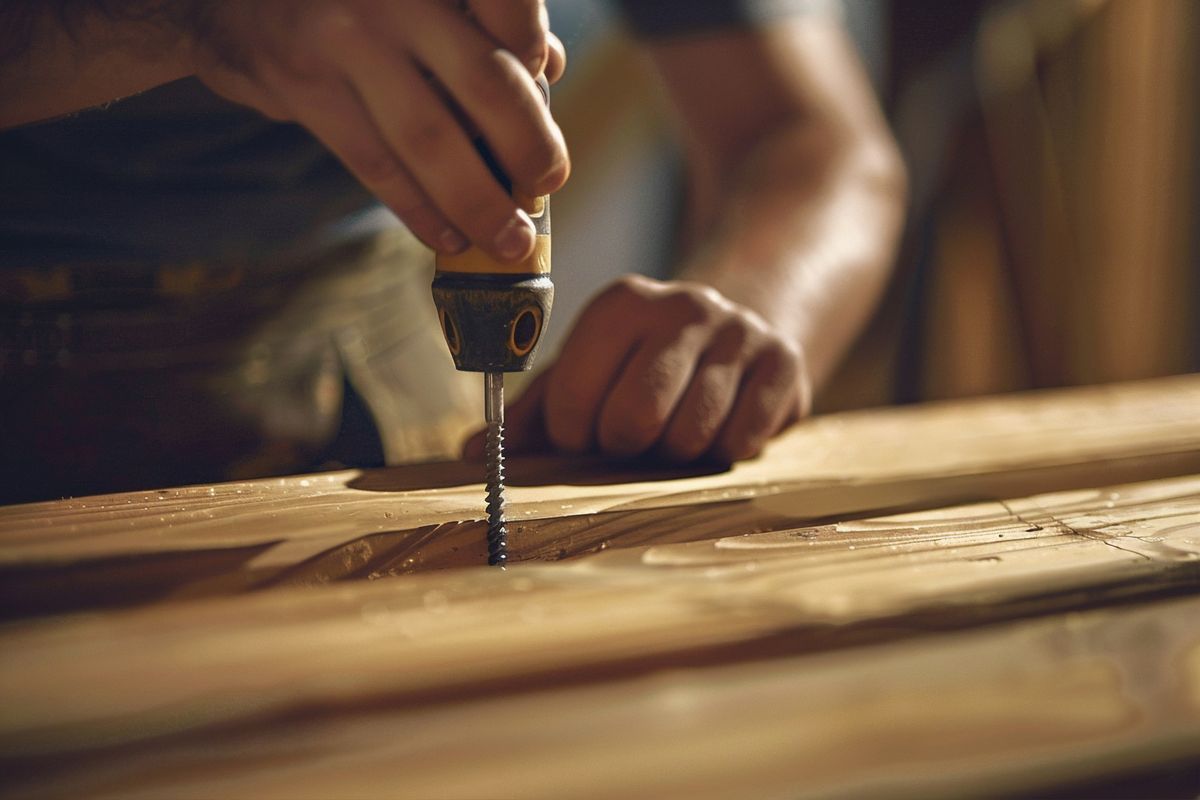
0;0;837;271
0;0;839;504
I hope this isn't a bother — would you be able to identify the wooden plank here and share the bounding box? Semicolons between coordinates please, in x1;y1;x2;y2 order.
5;470;1197;739
2;472;1199;797
3;375;1200;619
10;597;1199;799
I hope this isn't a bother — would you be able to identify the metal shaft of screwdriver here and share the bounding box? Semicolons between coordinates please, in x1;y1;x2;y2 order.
483;371;508;567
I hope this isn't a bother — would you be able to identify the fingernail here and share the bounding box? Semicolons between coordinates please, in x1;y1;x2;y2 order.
439;228;468;254
494;213;535;261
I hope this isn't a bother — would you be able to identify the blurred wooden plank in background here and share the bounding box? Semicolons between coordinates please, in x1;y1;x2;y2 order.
947;0;1198;392
823;0;1199;408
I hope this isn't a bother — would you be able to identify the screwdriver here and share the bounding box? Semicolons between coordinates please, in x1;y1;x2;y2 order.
431;78;553;567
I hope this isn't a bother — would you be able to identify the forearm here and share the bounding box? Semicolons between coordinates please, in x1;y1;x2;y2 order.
0;2;194;129
644;18;907;394
678;114;906;391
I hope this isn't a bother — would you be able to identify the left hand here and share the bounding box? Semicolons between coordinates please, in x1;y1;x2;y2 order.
465;274;811;464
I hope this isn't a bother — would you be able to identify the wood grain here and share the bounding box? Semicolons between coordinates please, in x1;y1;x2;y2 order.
3;375;1200;620
2;472;1199;798
12;598;1200;800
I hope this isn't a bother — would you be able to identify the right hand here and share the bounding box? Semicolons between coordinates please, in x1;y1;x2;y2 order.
186;0;569;263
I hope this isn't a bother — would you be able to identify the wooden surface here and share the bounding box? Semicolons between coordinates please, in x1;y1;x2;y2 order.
3;376;1200;797
6;599;1200;799
3;374;1200;620
2;473;1199;797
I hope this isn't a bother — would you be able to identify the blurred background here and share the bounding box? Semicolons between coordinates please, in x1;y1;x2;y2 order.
544;0;1199;411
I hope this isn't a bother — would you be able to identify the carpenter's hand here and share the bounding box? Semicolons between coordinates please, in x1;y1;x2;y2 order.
188;0;569;262
466;275;811;464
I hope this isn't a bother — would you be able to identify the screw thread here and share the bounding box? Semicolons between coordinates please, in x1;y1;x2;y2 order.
485;419;508;567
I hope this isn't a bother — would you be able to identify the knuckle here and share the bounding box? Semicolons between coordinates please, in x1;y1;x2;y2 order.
487;1;544;51
515;135;566;190
304;6;364;67
756;340;789;373
663;289;717;326
684;281;726;309
507;146;552;186
453;195;513;238
348;148;404;184
596;275;649;308
389;204;447;247
757;336;799;371
712;318;751;355
311;4;360;41
470;49;534;108
400;118;451;162
513;20;546;61
617;273;653;292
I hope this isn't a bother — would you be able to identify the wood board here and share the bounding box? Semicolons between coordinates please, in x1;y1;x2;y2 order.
7;598;1200;800
2;470;1199;798
3;374;1200;620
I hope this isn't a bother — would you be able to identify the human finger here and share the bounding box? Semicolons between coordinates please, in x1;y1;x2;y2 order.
543;280;652;452
468;0;547;75
326;25;537;262
545;32;566;84
394;3;569;199
656;323;750;462
595;326;711;457
274;73;466;253
710;342;804;464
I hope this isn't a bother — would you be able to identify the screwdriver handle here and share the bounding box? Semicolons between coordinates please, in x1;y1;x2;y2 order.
431;76;554;374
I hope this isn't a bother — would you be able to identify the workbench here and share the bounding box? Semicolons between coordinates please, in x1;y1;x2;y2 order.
2;375;1199;798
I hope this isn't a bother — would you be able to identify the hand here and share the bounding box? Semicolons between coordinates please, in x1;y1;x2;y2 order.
186;0;569;262
467;275;812;464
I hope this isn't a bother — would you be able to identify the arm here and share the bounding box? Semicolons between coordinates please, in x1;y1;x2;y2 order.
496;16;906;463
657;17;905;390
0;6;189;128
0;0;569;265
